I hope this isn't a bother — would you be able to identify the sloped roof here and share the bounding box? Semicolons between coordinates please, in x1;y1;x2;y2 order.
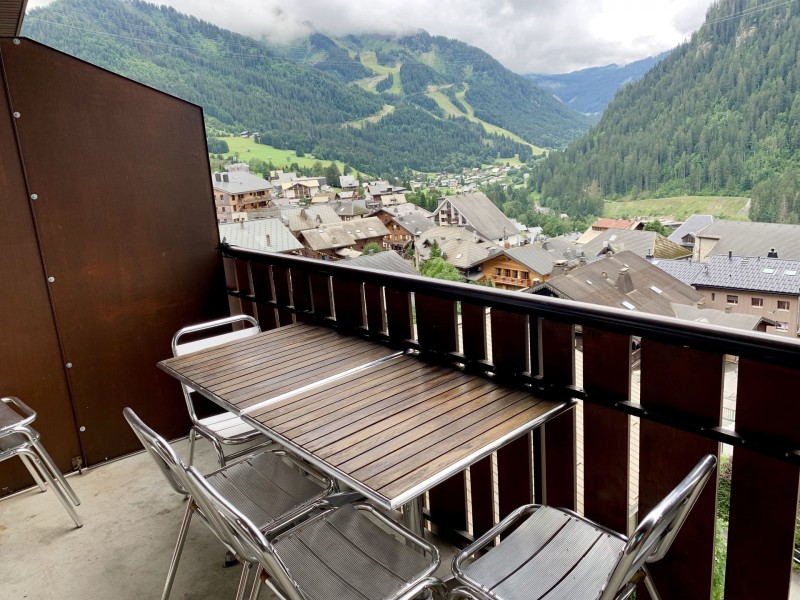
496;245;558;276
592;218;638;230
374;203;434;219
582;228;692;259
440;192;519;241
657;254;800;294
1;1;26;37
339;217;389;241
212;171;272;194
667;214;715;245
540;235;583;260
331;201;369;217
529;251;702;316
651;259;706;284
339;175;358;188
346;252;418;275
437;239;496;269
695;220;800;260
418;225;494;247
279;206;341;232
391;213;434;235
671;304;772;331
218;219;303;254
300;225;355;251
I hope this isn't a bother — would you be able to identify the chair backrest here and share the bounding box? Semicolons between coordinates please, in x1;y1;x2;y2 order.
123;407;187;496
171;315;260;421
600;454;717;599
182;464;306;600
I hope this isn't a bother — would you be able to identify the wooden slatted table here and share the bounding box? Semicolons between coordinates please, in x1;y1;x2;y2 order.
158;322;572;533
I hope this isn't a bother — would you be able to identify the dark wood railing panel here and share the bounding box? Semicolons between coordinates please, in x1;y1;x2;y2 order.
497;434;533;519
582;328;631;534
490;310;527;376
461;303;487;362
725;359;800;600
415;294;458;354
332;278;364;330
385;288;413;345
250;263;272;301
290;267;313;315
364;283;385;334
272;265;291;308
427;472;468;533
309;273;332;319
638;340;722;600
223;256;237;292
540;319;576;510
470;456;494;538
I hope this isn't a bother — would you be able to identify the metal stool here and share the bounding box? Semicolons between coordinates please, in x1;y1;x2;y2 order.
0;396;83;528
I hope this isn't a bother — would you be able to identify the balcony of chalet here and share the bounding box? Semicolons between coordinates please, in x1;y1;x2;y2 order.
2;13;800;600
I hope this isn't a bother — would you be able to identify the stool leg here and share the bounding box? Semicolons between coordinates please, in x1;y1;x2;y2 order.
19;453;48;492
20;449;83;528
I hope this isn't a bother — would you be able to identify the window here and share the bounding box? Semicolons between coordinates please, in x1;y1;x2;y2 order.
711;293;715;301
504;269;511;277
495;268;502;276
778;300;790;311
776;321;789;331
751;297;763;307
726;295;738;304
522;272;530;280
512;270;519;279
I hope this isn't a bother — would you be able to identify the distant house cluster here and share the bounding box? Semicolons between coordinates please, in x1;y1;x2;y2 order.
214;173;800;338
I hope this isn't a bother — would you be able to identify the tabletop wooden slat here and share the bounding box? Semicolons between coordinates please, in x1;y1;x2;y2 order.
158;322;567;509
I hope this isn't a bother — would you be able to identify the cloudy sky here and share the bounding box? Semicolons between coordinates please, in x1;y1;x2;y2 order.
27;0;716;73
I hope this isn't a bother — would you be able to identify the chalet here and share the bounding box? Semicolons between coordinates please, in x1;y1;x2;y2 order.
339;175;358;190
281;178;320;200
218;219;303;254
529;251;702;317
478;245;559;290
577;218;642;245
667;214;715;251
384;213;435;251
298;217;389;260
245;206;341;237
581;228;692;260
655;254;800;337
329;201;369;221
211;171;273;223
691;220;800;262
418;226;499;280
432;192;519;244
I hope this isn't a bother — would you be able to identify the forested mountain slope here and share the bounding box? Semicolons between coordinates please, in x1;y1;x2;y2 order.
526;52;669;115
530;0;800;223
22;0;548;175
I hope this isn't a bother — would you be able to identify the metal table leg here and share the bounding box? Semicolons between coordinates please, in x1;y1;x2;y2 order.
402;496;425;537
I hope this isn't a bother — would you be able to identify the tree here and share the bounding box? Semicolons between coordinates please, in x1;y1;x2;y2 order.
362;242;382;255
643;220;669;236
420;257;464;282
429;239;442;259
325;162;341;187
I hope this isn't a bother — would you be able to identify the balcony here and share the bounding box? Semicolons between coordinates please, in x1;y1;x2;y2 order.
2;29;800;600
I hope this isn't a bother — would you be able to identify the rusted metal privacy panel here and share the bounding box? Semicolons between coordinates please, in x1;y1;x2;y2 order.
1;39;227;465
0;64;81;494
638;340;721;600
725;359;800;600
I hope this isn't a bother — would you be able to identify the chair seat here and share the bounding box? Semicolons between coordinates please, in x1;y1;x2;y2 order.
274;504;436;600
463;506;625;600
196;412;265;443
0;432;28;452
206;451;328;532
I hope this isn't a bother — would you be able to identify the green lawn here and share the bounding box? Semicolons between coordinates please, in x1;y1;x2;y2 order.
603;196;751;221
212;136;346;172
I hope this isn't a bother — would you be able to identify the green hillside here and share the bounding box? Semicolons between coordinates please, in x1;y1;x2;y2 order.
530;0;800;223
22;0;540;176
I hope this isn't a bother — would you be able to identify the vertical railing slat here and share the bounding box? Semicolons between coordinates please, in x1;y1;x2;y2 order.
638;339;722;600
363;283;384;334
249;262;278;330
725;359;800;600
540;319;576;510
415;294;458;354
582;327;631;534
460;302;487;361
384;288;412;346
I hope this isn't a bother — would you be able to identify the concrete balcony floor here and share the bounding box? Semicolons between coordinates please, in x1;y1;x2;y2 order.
0;438;455;600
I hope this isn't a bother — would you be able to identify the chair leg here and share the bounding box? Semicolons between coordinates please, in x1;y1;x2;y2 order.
188;428;197;466
161;500;196;600
28;436;81;506
20;449;83;528
247;566;264;600
641;565;663;600
211;436;227;468
235;562;253;600
19;453;48;492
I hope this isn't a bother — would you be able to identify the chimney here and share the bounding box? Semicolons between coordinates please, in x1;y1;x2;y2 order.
265;234;271;247
768;248;778;258
223;173;229;183
615;267;634;293
728;250;732;260
645;248;654;260
553;259;568;275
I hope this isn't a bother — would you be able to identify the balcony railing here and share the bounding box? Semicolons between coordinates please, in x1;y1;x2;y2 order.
221;244;800;600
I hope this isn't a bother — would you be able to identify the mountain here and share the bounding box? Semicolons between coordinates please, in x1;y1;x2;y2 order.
526;52;669;115
22;0;590;177
530;0;800;223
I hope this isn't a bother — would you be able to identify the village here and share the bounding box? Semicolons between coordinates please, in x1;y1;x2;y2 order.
214;166;800;341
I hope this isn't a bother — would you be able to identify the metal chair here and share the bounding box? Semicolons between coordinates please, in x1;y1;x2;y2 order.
450;454;717;600
0;396;82;528
172;315;273;467
123;407;335;600
183;463;446;600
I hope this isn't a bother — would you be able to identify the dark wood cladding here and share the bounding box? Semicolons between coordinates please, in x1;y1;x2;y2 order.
582;328;631;534
725;359;800;600
0;54;81;493
460;303;487;361
0;39;227;466
490;310;526;376
415;294;457;354
332;278;363;330
638;340;721;599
